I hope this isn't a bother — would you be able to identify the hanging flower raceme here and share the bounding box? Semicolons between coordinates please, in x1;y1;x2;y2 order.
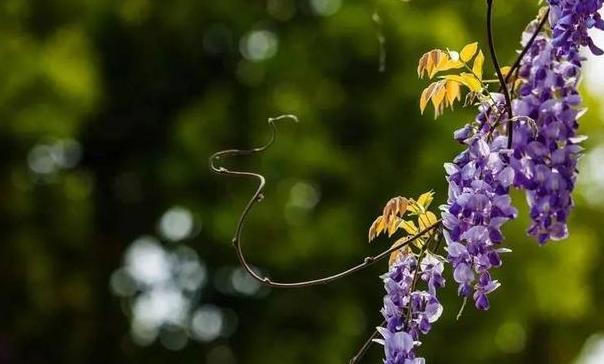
547;0;604;55
510;25;585;243
377;253;444;364
442;98;517;310
369;194;444;363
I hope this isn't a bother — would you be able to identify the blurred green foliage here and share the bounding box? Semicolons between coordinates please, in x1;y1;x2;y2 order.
1;0;603;363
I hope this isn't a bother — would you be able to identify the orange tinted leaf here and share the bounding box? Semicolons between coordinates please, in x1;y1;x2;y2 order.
382;197;409;221
417;52;429;78
368;215;384;242
445;80;461;108
388;240;411;266
420;87;431;114
427;50;444;78
431;83;447;118
420;82;440;114
387;217;401;237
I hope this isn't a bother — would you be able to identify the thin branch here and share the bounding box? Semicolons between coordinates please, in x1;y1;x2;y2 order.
489;8;550;144
209;116;442;289
485;0;514;148
349;320;386;364
504;8;550;85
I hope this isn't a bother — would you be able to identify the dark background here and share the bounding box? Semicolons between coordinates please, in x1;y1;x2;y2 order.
1;0;604;363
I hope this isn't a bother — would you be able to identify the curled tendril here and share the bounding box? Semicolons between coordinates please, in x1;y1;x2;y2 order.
209;115;442;289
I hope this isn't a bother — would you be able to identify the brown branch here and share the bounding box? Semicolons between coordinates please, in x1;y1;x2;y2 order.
486;0;514;148
209;116;442;289
491;8;550;144
505;8;550;85
349;320;386;364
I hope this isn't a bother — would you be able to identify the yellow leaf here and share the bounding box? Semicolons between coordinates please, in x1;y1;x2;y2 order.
428;50;446;78
399;220;418;235
387;217;401;237
472;50;485;80
419;82;441;114
440;75;469;89
417;52;429;78
438;60;464;73
368;215;384;242
431;83;447;118
420;87;431;114
418;211;438;231
460;73;482;92
382;196;409;222
500;66;511;78
426;211;438;225
460;42;478;63
388;241;411;267
445;80;461;108
417;191;434;210
413;237;425;249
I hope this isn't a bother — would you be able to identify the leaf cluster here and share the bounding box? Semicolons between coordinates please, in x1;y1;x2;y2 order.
368;192;438;266
417;43;486;118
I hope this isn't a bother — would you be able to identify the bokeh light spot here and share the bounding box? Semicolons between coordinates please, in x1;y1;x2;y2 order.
240;30;278;62
309;0;342;16
159;206;195;242
191;305;224;342
125;236;171;286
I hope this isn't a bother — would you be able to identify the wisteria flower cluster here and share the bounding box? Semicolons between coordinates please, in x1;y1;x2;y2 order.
376;1;604;362
511;31;584;243
368;194;444;363
377;253;444;364
213;1;604;364
443;97;517;310
548;0;604;55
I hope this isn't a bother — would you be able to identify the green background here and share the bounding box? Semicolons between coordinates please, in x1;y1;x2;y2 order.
1;0;603;363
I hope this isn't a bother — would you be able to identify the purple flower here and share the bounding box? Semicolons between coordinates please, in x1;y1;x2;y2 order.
548;0;604;55
377;253;445;363
511;28;585;243
441;96;517;310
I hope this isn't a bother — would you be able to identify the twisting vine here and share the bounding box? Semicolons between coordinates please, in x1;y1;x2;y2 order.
211;0;604;362
209;115;442;289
